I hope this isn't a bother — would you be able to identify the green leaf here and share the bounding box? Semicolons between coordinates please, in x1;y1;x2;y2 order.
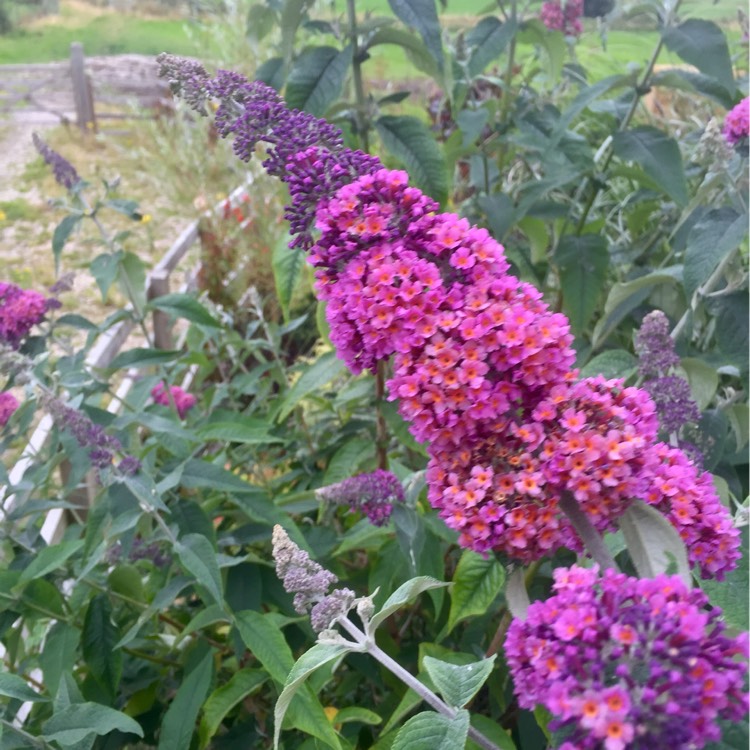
158;648;213;750
177;604;230;646
281;0;312;62
612;126;688;206
234;611;341;749
0;672;48;702
333;707;382;726
40;622;79;698
108;347;182;370
369;576;449;633
256;56;287;90
175;533;224;606
578;350;637;380
650;68;734;108
52;214;81;274
705;716;750;750
274;643;352;749
679;358;718;411
366;27;438;78
105;198;141;219
466;17;518;78
422;655;496;708
286;45;353;116
555;235;609;336
272;235;306;322
392;709;470;750
447;550;505;633
323;437;373;485
662;19;735;93
247;3;277;42
199;669;267;748
591;268;682;350
234;610;293;683
276;351;347;423
17;540;83;585
91;251;122;300
148;293;222;328
196;421;284;445
388;0;444;72
108;564;145;602
683;208;748;299
42;703;143;744
710;291;749;374
82;595;123;702
619;500;691;586
116;576;193;649
700;526;749;632
468;715;517;750
375;115;448;204
504;567;530;621
119;250;147;314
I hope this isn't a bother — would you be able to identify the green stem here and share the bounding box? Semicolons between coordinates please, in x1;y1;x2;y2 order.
337;617;503;750
375;361;388;470
347;0;370;153
573;0;684;235
496;0;518;178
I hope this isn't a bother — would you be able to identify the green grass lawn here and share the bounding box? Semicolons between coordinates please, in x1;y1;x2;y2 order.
0;13;203;64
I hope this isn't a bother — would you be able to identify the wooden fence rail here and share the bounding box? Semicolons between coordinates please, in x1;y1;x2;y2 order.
0;43;171;128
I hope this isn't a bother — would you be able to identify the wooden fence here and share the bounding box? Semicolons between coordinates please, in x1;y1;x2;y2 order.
0;180;252;546
0;43;171;128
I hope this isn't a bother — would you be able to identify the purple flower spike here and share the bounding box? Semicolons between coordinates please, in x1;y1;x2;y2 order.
506;565;749;750
32;133;81;191
317;470;405;526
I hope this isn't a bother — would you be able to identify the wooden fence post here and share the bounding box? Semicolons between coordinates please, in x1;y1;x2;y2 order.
70;42;96;133
149;270;172;350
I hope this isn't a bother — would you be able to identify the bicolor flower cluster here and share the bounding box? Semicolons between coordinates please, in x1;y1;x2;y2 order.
0;391;18;427
540;0;584;36
316;470;405;526
505;565;748;750
160;59;741;579
0;281;50;349
723;97;749;146
151;383;197;420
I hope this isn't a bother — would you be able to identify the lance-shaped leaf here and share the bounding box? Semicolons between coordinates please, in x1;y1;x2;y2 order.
422;655;496;708
285;45;353;116
619;500;691;586
612;126;688;206
466;17;518;78
369;576;449;633
41;703;143;745
388;0;444;72
392;709;470;749
447;550;505;632
662;19;735;94
555;235;609;337
274;642;352;749
505;567;530;621
158;648;213;750
175;533;224;606
0;672;49;702
375;115;448;203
